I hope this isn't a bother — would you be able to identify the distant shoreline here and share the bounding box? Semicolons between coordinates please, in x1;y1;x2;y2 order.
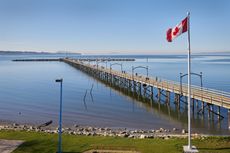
1;50;230;56
0;51;81;55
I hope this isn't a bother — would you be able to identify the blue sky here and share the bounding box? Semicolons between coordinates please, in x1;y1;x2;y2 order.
0;0;229;54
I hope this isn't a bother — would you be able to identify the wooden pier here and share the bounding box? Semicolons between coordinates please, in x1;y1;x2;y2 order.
12;58;135;62
77;58;135;62
63;58;230;121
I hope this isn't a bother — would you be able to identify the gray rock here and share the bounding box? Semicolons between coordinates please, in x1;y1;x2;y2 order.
119;131;126;134
117;133;129;137
20;125;26;129
29;126;34;130
147;135;154;139
182;129;187;134
164;136;170;140
65;128;71;131
155;130;161;133
87;127;94;131
128;135;134;138
139;134;146;139
91;132;96;136
86;132;91;136
13;123;19;127
130;130;135;134
68;131;74;135
74;124;79;128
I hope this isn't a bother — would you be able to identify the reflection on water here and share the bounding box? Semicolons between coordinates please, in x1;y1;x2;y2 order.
0;54;229;135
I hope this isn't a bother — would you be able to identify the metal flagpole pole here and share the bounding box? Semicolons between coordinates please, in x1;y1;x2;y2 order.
187;12;191;150
183;12;198;153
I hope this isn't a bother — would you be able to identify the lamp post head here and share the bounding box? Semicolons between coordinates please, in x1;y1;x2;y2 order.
56;79;63;83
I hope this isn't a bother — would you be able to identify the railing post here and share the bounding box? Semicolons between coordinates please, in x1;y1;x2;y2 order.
147;66;149;77
180;72;182;95
132;66;134;80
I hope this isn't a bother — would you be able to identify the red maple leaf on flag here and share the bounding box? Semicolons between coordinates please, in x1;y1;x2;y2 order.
173;27;179;36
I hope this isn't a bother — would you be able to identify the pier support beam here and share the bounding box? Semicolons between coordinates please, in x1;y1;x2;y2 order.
228;109;230;130
217;106;221;120
196;99;199;110
192;98;195;112
157;88;161;103
208;104;211;119
133;81;136;96
138;83;142;98
211;104;214;120
201;101;204;114
166;91;170;105
150;86;154;102
174;94;180;110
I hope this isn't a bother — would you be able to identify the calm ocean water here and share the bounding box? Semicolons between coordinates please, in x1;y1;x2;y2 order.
0;53;229;135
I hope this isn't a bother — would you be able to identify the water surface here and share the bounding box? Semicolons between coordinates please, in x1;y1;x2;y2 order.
0;54;229;135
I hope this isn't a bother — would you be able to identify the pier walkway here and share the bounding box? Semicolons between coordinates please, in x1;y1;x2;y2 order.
63;58;230;119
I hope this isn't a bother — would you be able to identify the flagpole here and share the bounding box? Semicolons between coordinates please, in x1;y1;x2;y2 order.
187;12;191;150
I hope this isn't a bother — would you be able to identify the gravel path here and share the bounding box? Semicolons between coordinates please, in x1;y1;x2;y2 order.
0;139;24;153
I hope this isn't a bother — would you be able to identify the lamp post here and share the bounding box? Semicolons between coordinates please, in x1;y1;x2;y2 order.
97;61;108;69
110;63;123;73
180;72;203;94
56;78;63;153
132;66;149;79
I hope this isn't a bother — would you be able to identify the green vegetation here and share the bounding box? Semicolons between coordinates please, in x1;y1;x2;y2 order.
0;130;229;153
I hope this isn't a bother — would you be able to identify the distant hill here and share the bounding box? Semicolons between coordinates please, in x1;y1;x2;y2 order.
195;51;230;55
0;51;81;55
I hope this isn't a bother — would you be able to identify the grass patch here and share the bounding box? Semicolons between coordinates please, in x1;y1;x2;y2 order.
0;130;229;153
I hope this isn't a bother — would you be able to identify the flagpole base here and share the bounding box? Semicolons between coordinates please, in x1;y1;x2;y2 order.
183;145;198;153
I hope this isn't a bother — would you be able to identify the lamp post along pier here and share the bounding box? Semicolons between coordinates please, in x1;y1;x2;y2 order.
56;78;63;153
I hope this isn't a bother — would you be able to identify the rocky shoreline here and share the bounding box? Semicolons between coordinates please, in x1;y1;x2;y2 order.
0;123;208;139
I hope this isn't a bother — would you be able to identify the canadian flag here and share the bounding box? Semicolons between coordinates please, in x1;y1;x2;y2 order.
167;17;188;42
